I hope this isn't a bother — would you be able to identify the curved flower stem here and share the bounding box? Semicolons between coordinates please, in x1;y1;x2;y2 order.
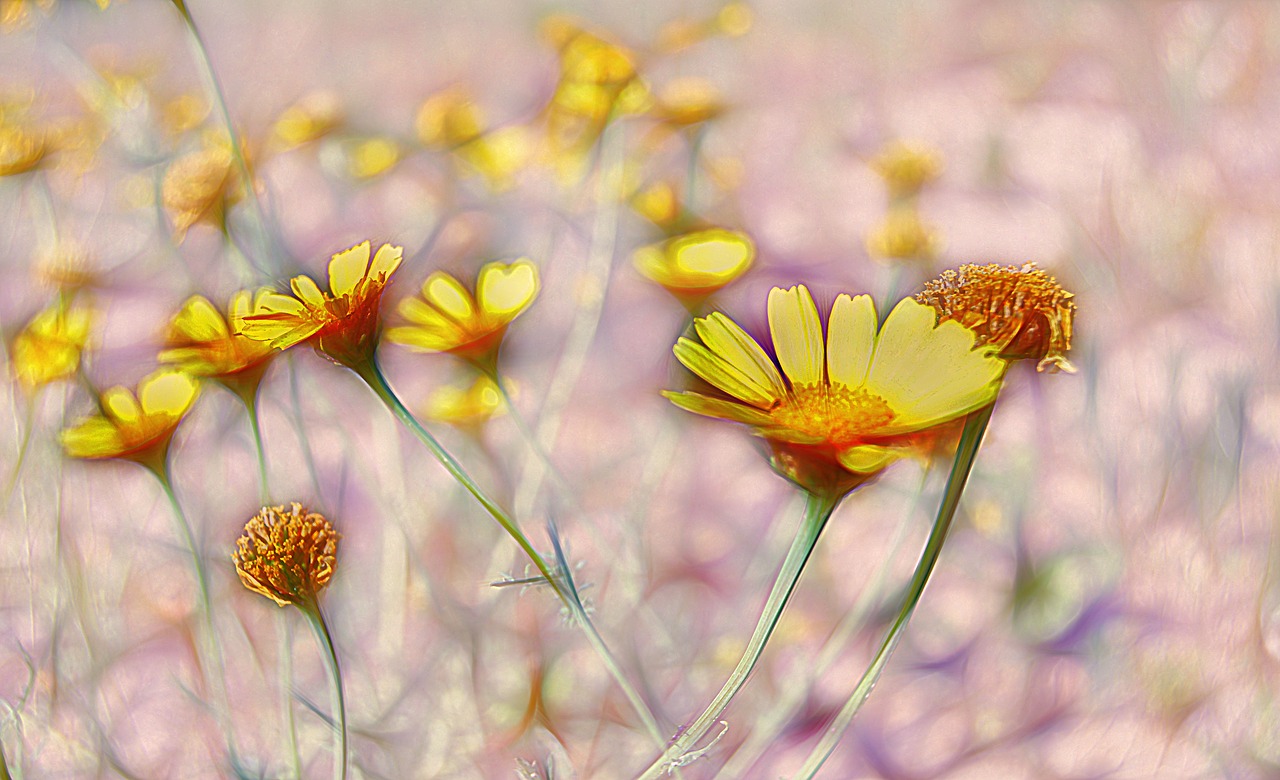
636;489;843;779
241;394;271;505
301;602;347;780
790;403;995;779
354;358;667;750
170;0;280;274
150;466;238;765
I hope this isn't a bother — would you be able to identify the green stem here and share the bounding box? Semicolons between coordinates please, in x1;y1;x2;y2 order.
172;0;279;274
302;603;347;780
2;394;35;506
355;358;668;749
242;394;271;505
485;368;578;511
279;619;302;780
636;489;843;779
790;403;995;779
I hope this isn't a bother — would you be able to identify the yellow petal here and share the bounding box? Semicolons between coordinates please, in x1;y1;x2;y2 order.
102;387;141;424
693;312;785;401
139;371;199;417
826;294;877;388
171;295;229;341
254;293;308;317
228;289;254;321
328;241;371;298
837;445;898;474
768;285;824;387
291;275;327;309
61;418;124;458
673;337;776;408
423;272;477;322
662;391;774;426
369;243;404;279
477;259;539;320
867;298;1004;430
397;297;459;332
384;326;459;353
672;229;754;277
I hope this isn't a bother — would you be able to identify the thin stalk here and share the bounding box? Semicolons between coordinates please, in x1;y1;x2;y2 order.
279;620;302;780
151;467;239;765
2;394;35;505
790;403;995;779
301;603;347;780
242;394;271;505
485;368;578;512
354;358;668;749
636;490;843;779
171;0;279;273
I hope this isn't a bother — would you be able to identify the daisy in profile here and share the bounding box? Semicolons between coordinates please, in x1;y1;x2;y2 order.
385;258;538;372
666;285;1005;497
12;296;93;394
161;289;277;401
240;240;403;370
633;228;754;308
61;369;199;475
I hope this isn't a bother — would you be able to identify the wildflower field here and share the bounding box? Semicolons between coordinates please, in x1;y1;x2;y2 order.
1;1;1276;778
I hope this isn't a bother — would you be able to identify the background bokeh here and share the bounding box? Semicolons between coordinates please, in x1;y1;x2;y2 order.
2;1;1278;777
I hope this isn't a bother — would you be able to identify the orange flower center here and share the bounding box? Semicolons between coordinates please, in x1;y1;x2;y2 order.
770;383;896;448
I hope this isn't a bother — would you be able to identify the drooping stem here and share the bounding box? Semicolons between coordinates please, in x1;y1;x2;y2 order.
790;403;995;779
302;603;347;780
636;489;843;779
354;358;667;749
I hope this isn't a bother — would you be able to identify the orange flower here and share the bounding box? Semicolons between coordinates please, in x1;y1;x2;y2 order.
61;370;199;472
240;241;403;369
159;289;277;401
915;262;1077;372
234;503;338;608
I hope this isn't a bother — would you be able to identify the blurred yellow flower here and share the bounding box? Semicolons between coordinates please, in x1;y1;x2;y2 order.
61;370;199;470
162;142;241;238
916;262;1077;373
12;296;92;392
271;90;344;150
665;286;1004;495
630;180;682;229
425;375;508;431
0;122;46;177
34;239;97;291
414;86;485;149
159;290;278;399
234;503;338;608
633;228;754;304
655;2;753;53
649;78;726;127
414;87;532;191
345;137;400;179
386;259;539;365
241;241;403;369
870;140;943;199
866;208;939;262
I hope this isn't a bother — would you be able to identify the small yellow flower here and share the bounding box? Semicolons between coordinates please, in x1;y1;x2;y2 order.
866;208;939;262
344;137;400;180
162;143;241;238
0;122;46;177
386;259;539;365
630;180;682;229
425;375;508;432
61;370;199;469
271;90;344;151
665;286;1005;495
414;86;485;149
233;503;338;608
34;239;98;291
12;296;92;392
159;290;278;399
240;241;403;369
454;127;532;192
649;78;727;127
654;2;753;53
916;262;1077;373
870;140;943;199
633;228;754;304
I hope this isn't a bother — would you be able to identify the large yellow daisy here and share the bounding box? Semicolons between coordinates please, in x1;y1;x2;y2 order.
664;285;1005;494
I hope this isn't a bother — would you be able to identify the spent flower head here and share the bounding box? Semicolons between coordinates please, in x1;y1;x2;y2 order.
386;258;539;368
162;141;241;239
12;296;93;393
915;262;1077;373
159;290;278;400
240;241;403;369
665;286;1005;496
61;369;199;472
633;228;754;306
233;502;338;608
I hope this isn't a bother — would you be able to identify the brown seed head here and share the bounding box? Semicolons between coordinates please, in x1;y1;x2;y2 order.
233;503;339;608
915;262;1077;373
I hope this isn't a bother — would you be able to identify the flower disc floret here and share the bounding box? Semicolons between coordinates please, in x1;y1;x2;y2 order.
664;285;1005;494
233;503;339;608
240;241;403;369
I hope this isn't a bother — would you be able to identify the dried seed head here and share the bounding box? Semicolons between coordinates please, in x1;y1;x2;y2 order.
233;503;339;608
916;262;1077;372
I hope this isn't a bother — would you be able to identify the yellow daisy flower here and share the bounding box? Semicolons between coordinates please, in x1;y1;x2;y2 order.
916;262;1077;373
866;208;939;262
425;375;508;432
240;241;403;369
0;121;46;177
870;140;943;199
61;370;199;471
162;142;241;239
649;78;727;128
270;90;344;151
633;228;754;305
665;285;1005;495
159;289;277;400
11;296;92;392
234;503;338;608
385;258;539;367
